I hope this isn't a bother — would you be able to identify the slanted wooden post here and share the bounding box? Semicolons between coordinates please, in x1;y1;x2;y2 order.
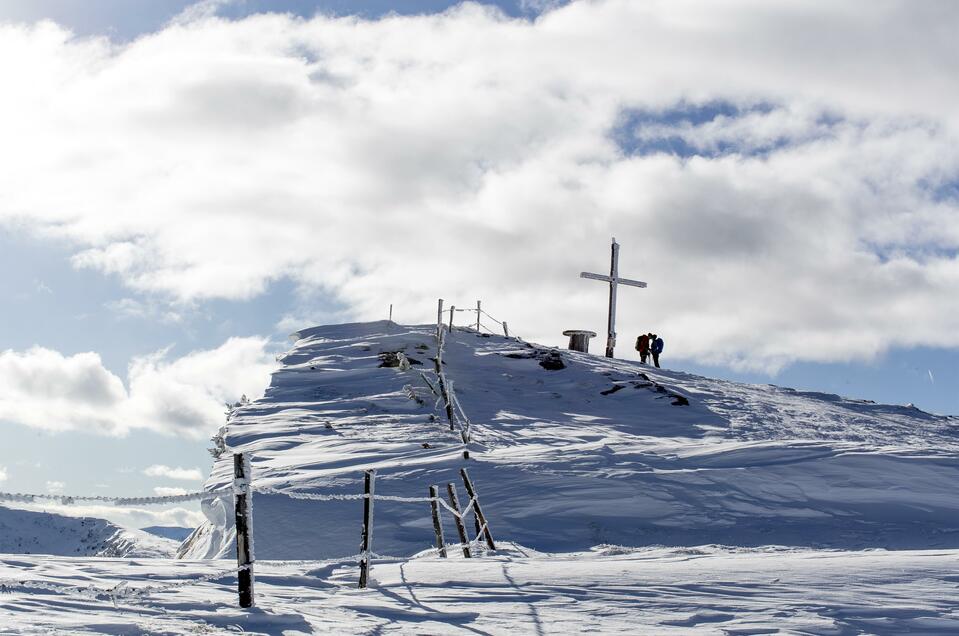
233;453;255;608
429;485;447;558
502;321;509;338
358;469;376;588
446;483;471;558
476;300;481;331
448;305;455;331
460;468;496;550
434;332;455;431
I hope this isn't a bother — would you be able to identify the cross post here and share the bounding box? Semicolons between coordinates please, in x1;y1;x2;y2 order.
580;238;647;358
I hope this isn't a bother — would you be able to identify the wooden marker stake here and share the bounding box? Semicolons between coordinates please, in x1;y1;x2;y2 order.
233;453;255;608
429;485;447;558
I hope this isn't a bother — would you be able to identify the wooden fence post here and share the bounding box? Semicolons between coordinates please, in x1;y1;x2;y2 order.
436;298;444;341
449;305;455;331
359;469;376;588
446;483;471;558
233;453;255;608
429;485;447;558
476;300;481;331
434;332;455;431
389;303;393;323
460;468;496;550
503;321;509;338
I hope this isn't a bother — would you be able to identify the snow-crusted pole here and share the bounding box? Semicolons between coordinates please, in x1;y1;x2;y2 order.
476;300;481;331
446;483;472;558
460;468;496;550
449;305;456;331
502;321;509;338
434;331;455;431
436;298;444;341
358;469;376;588
233;453;255;608
429;485;447;558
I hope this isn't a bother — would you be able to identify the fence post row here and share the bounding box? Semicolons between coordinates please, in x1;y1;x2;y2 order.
446;483;472;558
429;485;447;558
460;468;496;551
358;469;376;589
233;453;255;608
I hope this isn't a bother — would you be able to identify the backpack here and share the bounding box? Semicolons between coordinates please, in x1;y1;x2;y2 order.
652;337;664;354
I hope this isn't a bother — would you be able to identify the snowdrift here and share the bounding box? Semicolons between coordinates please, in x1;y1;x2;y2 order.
180;321;959;560
0;504;177;557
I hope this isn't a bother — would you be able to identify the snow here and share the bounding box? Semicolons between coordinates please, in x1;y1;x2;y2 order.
0;504;177;558
181;321;959;560
2;545;957;634
3;320;958;633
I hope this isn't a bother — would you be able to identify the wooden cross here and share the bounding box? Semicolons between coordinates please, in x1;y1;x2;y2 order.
580;237;647;358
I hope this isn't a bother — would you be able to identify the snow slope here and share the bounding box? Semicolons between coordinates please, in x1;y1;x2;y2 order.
0;504;177;557
181;321;959;560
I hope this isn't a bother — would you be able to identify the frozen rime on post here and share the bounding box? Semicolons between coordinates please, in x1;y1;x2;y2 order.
233;453;255;608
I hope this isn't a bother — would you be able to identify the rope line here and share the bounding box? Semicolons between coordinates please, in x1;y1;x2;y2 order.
0;487;233;507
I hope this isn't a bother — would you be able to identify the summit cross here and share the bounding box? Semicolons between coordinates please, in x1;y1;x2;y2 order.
580;237;647;358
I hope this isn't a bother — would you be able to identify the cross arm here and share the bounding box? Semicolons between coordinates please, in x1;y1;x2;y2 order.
580;272;647;288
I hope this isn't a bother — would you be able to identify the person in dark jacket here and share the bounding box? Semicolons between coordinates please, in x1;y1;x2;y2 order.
635;333;650;364
650;334;664;368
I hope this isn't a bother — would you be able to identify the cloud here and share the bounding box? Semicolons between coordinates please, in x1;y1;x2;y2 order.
144;464;203;481
8;501;205;529
0;2;958;371
45;480;65;493
0;337;276;437
153;486;190;496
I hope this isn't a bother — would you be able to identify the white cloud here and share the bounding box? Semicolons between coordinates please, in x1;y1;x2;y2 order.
0;2;957;371
144;465;203;481
153;486;189;496
45;481;65;494
0;337;276;437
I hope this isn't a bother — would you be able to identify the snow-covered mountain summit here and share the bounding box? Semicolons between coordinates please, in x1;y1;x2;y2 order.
180;321;959;560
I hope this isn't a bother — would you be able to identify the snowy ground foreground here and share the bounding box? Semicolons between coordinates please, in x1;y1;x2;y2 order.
2;544;958;634
182;321;959;560
0;505;177;558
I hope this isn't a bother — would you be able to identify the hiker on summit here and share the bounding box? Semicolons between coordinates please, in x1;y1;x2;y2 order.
635;333;650;364
650;334;664;368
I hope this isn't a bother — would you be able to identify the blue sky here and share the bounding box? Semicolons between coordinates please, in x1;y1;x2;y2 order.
1;0;957;526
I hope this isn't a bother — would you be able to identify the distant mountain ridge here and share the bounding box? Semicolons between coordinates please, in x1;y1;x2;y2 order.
0;504;178;557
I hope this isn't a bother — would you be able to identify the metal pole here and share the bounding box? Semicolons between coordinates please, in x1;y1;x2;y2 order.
233;453;254;608
605;238;619;358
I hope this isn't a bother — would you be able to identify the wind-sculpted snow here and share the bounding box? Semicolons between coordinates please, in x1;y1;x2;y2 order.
180;321;959;560
3;547;958;634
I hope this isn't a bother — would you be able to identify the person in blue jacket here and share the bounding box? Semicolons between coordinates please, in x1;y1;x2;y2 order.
650;334;664;368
